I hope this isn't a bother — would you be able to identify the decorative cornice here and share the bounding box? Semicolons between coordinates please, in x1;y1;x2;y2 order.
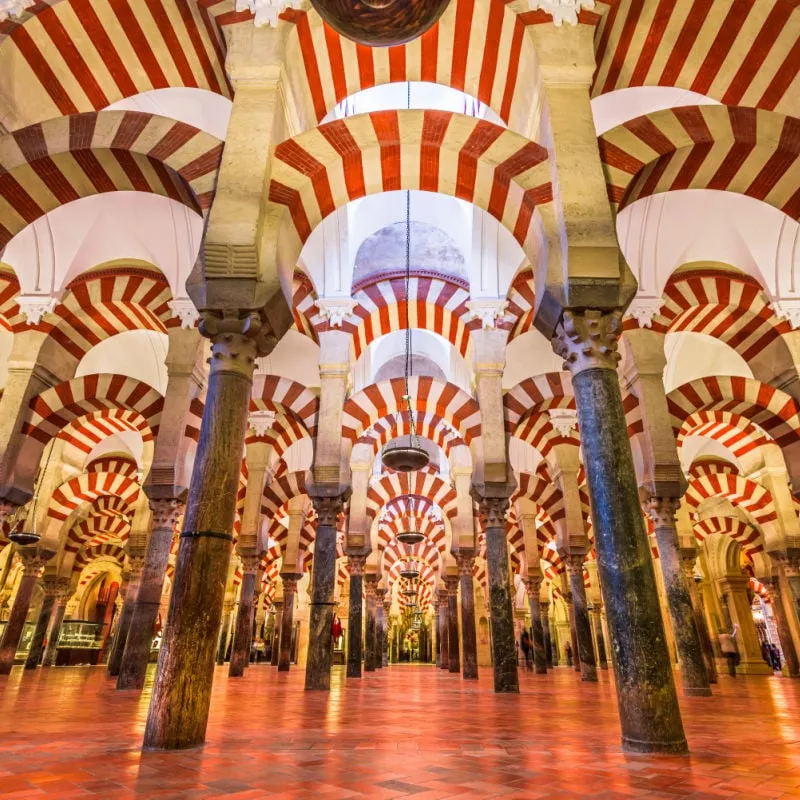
168;298;199;330
248;409;277;438
528;0;595;26
771;300;800;330
316;297;357;328
626;297;665;329
234;0;305;27
466;299;509;330
16;294;57;326
548;408;578;437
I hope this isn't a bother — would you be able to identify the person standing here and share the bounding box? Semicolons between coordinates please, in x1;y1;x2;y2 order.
718;624;740;677
520;630;533;672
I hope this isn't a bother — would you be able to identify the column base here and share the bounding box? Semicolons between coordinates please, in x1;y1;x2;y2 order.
622;736;688;755
682;686;712;697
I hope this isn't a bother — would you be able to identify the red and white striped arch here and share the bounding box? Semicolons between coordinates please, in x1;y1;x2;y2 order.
504;372;574;431
343;377;481;445
0;0;229;130
667;376;800;450
693;516;765;558
67;514;130;556
261;471;308;517
593;0;799;115
625;270;791;364
51;470;140;524
356;410;466;462
676;410;774;461
685;472;777;526
337;276;476;360
506;265;535;341
268;109;552;269
279;0;539;130
56;408;155;464
511;412;581;459
89;494;133;519
599;106;800;220
379;515;445;555
0;271;26;330
252;376;320;436
24;375;163;445
367;472;457;520
73;542;127;572
85;453;139;477
0;110;224;249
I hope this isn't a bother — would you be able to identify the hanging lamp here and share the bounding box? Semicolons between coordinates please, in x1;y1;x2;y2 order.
399;559;420;580
8;439;55;546
396;494;425;545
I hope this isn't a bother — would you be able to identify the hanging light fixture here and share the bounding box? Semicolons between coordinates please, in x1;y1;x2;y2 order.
382;84;429;476
399;559;420;580
8;438;55;546
396;494;425;545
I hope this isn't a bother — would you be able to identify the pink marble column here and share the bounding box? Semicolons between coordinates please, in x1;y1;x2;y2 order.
42;580;70;667
229;553;261;677
278;575;300;672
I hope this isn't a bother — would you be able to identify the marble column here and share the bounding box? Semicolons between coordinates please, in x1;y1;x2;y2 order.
592;606;608;669
682;564;718;684
433;601;441;667
229;553;261;677
552;310;686;753
719;575;771;674
42;581;70;667
24;578;56;669
564;586;581;672
540;600;553;668
438;593;449;670
117;499;182;691
278;575;300;671
647;498;711;696
107;556;145;677
364;577;377;672
525;577;547;674
144;320;267;751
762;574;799;677
305;491;348;690
565;555;597;682
475;493;519;693
216;601;234;665
270;602;283;666
457;551;478;679
0;549;50;675
444;575;460;673
346;555;366;678
374;588;385;670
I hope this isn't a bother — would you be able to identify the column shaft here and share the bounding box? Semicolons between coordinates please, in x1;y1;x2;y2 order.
117;502;179;690
438;598;449;670
483;513;519;693
374;594;384;670
364;582;377;672
346;561;364;678
278;579;298;671
107;564;144;677
526;581;547;674
0;554;46;675
765;576;799;677
541;601;553;668
649;500;711;696
42;596;68;667
143;328;257;751
567;558;597;682
381;601;390;667
270;604;283;666
24;589;55;670
445;578;460;673
592;608;608;669
458;554;478;679
229;564;258;677
557;311;687;753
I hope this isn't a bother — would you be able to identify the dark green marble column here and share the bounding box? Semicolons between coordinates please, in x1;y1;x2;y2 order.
592;605;608;669
229;554;260;677
553;310;687;754
346;556;365;677
278;575;299;671
566;555;597;682
270;602;283;666
457;551;479;679
540;600;553;668
762;573;799;677
444;576;460;673
364;577;377;672
648;498;711;697
525;577;547;674
438;591;449;670
474;491;519;693
305;491;347;691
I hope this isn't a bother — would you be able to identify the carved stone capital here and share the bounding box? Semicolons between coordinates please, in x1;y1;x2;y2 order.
347;555;367;576
126;554;146;579
238;552;262;574
477;496;510;528
280;573;301;595
564;554;586;578
645;496;680;530
149;498;184;531
551;309;623;374
310;490;349;527
525;575;543;596
444;575;459;595
53;578;71;603
529;0;596;26
200;311;277;377
19;548;53;577
364;576;378;598
455;550;475;577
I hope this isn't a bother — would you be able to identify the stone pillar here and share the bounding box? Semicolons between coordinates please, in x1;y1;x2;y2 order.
565;554;597;682
305;491;348;690
229;553;260;677
680;557;717;683
24;578;56;669
346;555;365;678
382;598;391;667
444;575;460;674
540;599;553;668
364;577;377;672
552;310;686;753
0;549;50;675
438;594;449;670
762;574;799;677
117;499;182;691
592;605;608;670
42;580;70;667
144;317;271;751
525;577;547;674
270;602;283;666
374;588;385;671
718;575;772;674
457;551;478;679
647;498;711;696
107;556;145;677
432;600;441;667
216;601;234;664
474;492;518;693
278;575;300;671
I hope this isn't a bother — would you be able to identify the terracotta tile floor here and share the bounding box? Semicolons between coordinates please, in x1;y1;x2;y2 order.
0;664;799;799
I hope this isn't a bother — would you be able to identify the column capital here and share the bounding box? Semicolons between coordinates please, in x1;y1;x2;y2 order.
238;551;261;574
455;549;475;576
126;554;146;580
645;496;681;529
551;309;623;375
564;553;586;577
471;486;513;527
364;576;377;598
200;311;278;377
280;573;302;594
444;575;459;594
148;498;185;530
347;555;367;576
19;547;53;576
525;574;543;595
309;487;351;527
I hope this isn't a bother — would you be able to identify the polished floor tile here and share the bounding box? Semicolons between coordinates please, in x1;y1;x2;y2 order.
0;664;799;798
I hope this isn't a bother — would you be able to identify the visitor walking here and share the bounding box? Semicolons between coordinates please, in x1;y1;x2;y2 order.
520;630;533;671
719;624;740;677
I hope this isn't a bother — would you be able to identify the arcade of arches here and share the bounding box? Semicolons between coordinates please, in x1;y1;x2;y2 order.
1;0;800;796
